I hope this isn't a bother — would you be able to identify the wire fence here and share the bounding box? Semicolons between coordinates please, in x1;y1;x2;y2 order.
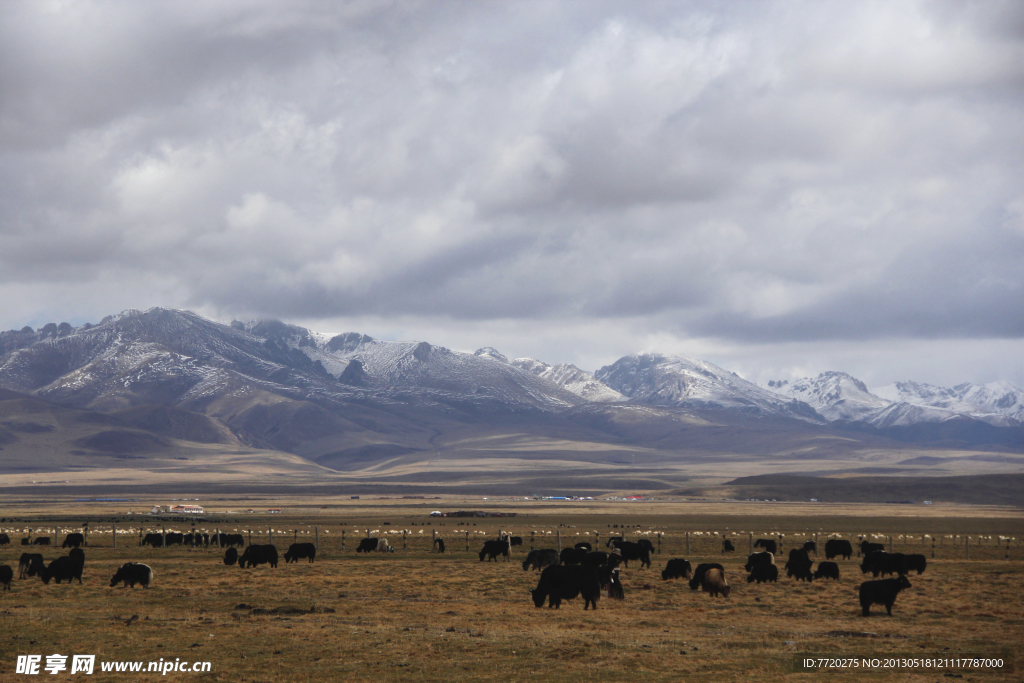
1;524;1018;562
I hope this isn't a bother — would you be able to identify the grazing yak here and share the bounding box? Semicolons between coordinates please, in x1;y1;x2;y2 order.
785;549;814;582
508;536;523;547
109;563;153;589
574;542;593;552
859;576;911;616
605;536;624;549
40;555;83;585
522;549;559;572
744;552;775;572
62;533;85;549
223;547;238;566
747;563;779;584
722;539;735;553
861;551;909;578
906;554;927;575
141;533;164;548
479;540;511;562
825;539;853;560
0;533;10;546
611;541;651;569
18;553;44;579
531;565;601;610
434;538;446;553
702;568;730;598
0;564;12;590
688;563;725;591
210;533;245;548
753;539;778;554
860;541;885;556
32;537;51;546
356;538;378;553
813;561;840;581
582;551;609;567
239;544;278;569
609;537;655;555
284;543;317;563
560;547;587;565
661;559;692;581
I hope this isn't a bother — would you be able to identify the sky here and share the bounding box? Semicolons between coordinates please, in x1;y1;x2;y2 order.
1;0;1022;389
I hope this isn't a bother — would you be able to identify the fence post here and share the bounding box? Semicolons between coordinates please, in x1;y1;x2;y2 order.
1006;539;1010;561
931;537;935;559
686;532;690;556
749;532;753;554
138;527;142;546
530;530;534;551
403;529;407;551
112;524;116;548
889;536;893;553
557;529;561;552
315;526;319;550
658;532;662;555
248;528;252;546
269;528;273;546
162;525;166;547
294;529;298;544
341;529;345;551
465;530;469;552
54;526;59;548
966;537;970;561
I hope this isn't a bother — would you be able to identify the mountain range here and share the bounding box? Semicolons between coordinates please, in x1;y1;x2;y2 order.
0;308;1021;491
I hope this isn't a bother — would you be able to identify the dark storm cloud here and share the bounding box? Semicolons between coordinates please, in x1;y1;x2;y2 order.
1;0;1022;384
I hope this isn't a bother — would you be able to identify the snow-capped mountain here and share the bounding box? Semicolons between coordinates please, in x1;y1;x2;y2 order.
875;381;1024;424
595;353;823;421
509;357;625;403
765;372;892;422
2;307;1020;473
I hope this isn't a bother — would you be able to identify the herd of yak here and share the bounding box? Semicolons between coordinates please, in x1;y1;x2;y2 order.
0;531;922;617
481;535;922;616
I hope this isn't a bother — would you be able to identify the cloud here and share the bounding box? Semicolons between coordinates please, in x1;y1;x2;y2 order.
0;0;1021;385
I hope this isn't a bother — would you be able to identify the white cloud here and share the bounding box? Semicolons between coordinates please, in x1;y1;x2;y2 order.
0;0;1021;387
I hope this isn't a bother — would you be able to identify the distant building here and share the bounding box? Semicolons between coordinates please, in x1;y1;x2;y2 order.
169;504;204;514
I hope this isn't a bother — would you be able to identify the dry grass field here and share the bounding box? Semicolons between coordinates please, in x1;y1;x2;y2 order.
0;504;1021;682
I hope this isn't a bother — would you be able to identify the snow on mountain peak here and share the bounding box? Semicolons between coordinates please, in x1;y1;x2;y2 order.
596;352;822;420
875;379;1024;423
765;371;890;422
510;358;624;403
473;347;508;363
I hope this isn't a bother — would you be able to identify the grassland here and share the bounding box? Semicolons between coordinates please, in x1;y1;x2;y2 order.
0;502;1021;682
